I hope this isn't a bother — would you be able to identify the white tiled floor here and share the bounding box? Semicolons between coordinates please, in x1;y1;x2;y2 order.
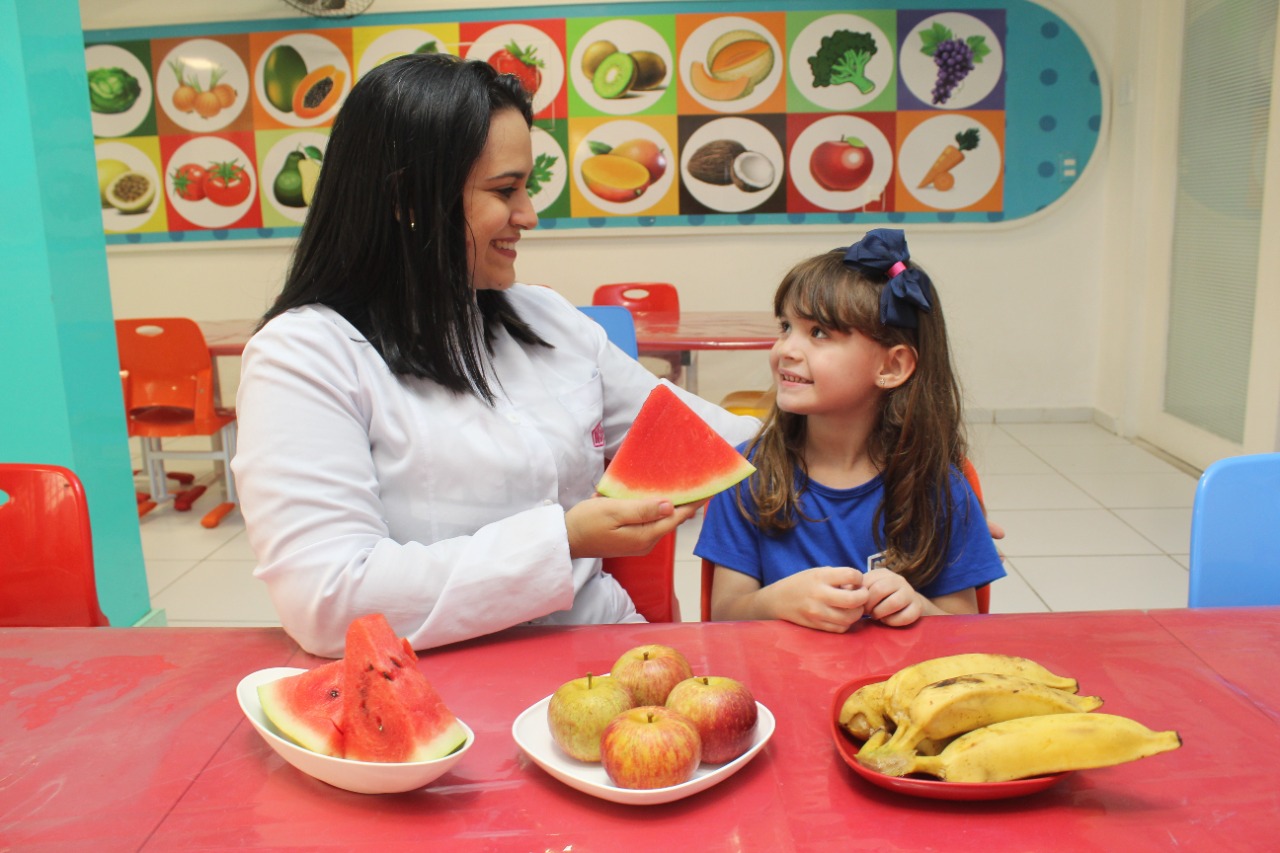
137;421;1201;627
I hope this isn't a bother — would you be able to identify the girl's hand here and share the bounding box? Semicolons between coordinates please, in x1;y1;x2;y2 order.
565;496;697;558
861;568;926;626
755;566;867;633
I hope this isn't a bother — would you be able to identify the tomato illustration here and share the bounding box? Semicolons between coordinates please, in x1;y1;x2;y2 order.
488;41;543;96
201;159;252;207
169;163;208;202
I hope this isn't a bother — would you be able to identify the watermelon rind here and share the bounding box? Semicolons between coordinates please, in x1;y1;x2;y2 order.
597;384;756;504
257;659;345;758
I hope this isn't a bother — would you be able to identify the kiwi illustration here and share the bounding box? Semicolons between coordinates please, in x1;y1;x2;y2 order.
582;40;618;78
592;52;636;99
629;51;667;91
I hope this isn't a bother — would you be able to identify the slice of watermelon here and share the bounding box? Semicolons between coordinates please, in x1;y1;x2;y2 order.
342;614;469;763
597;384;756;505
257;659;345;758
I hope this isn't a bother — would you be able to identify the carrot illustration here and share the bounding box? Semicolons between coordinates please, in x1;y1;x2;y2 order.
918;128;980;190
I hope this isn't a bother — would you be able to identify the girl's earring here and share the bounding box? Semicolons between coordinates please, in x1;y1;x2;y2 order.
877;378;886;387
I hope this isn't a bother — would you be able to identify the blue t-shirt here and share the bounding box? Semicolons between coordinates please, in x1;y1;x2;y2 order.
695;450;1005;599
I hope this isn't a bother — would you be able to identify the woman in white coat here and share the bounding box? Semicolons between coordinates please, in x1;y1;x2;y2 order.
232;54;757;657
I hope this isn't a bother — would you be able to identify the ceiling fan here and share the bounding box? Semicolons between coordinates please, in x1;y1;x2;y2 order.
280;0;376;18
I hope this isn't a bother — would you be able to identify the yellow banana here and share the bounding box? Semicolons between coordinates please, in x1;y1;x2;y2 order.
858;672;1103;775
838;680;889;741
899;712;1182;782
882;653;1078;726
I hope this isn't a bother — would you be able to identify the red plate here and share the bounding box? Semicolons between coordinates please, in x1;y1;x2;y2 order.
831;674;1069;801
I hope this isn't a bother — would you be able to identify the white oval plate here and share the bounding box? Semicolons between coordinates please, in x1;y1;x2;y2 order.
237;666;474;795
512;693;774;805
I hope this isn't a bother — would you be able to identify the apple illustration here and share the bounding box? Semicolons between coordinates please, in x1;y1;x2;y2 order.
609;138;668;185
611;644;694;706
810;136;874;192
547;673;636;762
665;676;758;764
600;706;702;789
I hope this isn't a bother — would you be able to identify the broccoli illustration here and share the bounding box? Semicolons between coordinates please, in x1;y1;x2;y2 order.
808;30;879;95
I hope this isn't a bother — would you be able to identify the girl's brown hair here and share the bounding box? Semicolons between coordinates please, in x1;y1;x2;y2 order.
740;249;968;590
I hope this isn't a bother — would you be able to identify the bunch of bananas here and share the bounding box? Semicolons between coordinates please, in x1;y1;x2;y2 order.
838;653;1181;783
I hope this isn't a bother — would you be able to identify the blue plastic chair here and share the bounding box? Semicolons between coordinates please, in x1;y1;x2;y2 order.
578;305;639;359
1188;453;1280;607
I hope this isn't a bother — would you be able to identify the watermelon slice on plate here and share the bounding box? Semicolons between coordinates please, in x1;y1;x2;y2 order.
257;659;345;757
342;614;469;763
597;384;756;505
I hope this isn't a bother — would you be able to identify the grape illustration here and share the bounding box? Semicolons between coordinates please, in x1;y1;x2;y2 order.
930;38;974;105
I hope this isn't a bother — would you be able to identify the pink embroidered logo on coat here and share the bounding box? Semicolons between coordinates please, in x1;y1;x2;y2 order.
591;421;605;448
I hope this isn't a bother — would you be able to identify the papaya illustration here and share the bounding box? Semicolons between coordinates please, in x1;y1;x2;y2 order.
264;45;308;113
292;66;346;119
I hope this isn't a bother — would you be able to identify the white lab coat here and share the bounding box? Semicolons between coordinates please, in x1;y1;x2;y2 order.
232;284;760;657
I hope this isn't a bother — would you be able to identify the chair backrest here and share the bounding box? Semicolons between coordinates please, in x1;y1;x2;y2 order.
578;305;639;359
0;464;110;627
116;318;218;418
592;283;680;316
1189;453;1280;607
603;530;680;623
699;458;992;620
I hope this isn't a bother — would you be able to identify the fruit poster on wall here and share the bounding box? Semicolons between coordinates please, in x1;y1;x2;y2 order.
84;0;1101;245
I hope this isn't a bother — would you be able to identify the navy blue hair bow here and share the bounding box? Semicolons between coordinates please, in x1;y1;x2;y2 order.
840;228;933;329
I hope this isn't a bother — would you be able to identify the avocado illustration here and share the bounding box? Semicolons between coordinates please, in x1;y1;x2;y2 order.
592;52;636;99
264;44;308;113
273;150;306;208
298;158;321;206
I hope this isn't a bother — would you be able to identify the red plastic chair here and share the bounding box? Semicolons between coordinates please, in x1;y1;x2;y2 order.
603;530;681;623
0;464;110;627
592;283;685;385
700;460;992;620
116;318;238;528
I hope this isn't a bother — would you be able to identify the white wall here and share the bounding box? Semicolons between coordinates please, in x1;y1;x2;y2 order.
85;0;1136;430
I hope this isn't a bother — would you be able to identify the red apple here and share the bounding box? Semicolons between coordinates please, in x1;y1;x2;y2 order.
611;644;694;706
547;673;636;762
600;706;702;789
810;136;874;192
665;676;758;764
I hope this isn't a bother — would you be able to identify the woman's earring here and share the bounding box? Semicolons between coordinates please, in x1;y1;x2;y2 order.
877;378;886;387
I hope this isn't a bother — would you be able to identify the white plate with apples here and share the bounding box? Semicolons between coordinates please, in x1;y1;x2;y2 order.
512;694;775;805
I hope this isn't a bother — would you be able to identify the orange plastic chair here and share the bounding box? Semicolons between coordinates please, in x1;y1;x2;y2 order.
592;283;685;385
116;318;238;528
700;460;992;620
0;464;110;627
602;530;681;623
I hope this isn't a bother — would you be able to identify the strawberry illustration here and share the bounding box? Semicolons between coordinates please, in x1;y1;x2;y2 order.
488;40;544;96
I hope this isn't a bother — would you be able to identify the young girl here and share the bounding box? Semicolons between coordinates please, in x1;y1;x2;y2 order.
695;229;1004;632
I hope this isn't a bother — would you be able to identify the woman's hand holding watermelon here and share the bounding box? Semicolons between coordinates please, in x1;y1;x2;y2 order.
565;496;700;559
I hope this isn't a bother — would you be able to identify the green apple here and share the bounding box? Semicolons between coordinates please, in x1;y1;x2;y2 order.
665;675;758;764
546;673;635;762
600;705;702;789
611;644;693;706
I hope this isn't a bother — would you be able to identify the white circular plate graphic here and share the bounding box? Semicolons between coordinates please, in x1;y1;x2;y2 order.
155;39;250;132
466;24;565;116
254;33;351;127
900;13;1003;110
86;45;153;139
354;29;455;81
95;140;160;232
899;114;1002;210
529;126;568;214
790;115;893;212
569;20;672;115
573;120;675;215
789;15;895;112
680;16;783;113
165;136;257;229
681;117;784;213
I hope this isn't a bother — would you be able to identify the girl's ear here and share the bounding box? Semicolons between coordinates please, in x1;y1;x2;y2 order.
878;344;917;390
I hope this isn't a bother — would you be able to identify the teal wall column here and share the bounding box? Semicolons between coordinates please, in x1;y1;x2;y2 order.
1;0;150;624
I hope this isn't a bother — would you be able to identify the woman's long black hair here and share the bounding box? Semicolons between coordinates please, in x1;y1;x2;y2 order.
262;53;545;402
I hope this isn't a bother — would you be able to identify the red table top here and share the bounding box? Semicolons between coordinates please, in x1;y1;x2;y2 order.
197;312;777;359
5;610;1278;850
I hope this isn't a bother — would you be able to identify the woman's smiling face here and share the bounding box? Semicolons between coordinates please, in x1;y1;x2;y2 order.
463;107;538;290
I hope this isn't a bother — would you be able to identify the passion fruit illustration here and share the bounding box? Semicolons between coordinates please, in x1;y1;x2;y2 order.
103;171;155;214
96;158;131;207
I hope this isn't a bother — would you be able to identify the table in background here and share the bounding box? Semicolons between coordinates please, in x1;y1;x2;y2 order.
4;609;1279;850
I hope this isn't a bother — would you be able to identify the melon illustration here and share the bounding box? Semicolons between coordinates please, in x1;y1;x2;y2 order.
596;384;756;504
